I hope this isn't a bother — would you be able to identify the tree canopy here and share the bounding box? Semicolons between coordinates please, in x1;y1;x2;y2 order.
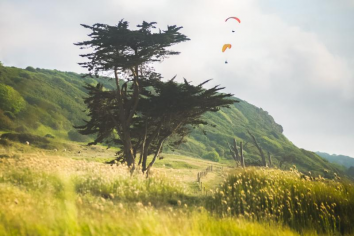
75;19;235;172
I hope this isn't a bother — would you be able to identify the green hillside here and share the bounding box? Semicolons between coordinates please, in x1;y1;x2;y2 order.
0;65;348;177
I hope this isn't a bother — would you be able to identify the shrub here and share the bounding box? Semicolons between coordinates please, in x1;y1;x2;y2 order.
4;111;15;120
68;129;89;142
15;126;28;133
25;66;36;72
0;84;26;114
202;151;220;162
44;134;55;139
0;110;15;130
0;133;49;145
19;72;32;79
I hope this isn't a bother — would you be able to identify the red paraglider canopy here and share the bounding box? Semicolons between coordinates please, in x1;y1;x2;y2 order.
225;17;241;23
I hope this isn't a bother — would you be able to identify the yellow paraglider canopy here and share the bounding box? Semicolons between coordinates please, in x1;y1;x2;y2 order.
222;44;232;52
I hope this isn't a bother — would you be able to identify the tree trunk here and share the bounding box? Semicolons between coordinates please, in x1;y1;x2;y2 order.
247;130;267;167
138;121;147;165
141;121;163;172
228;139;240;167
228;143;238;166
113;68;136;169
268;152;272;167
123;128;135;169
146;138;166;177
240;141;245;168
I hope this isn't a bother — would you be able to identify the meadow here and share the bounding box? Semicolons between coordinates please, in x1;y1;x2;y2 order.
0;141;353;235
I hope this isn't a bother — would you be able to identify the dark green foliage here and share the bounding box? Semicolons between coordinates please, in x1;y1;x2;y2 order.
4;111;15;120
75;19;191;167
1;133;49;145
19;72;32;79
25;66;36;72
75;20;190;76
202;151;220;162
68;129;89;142
45;134;55;139
0;110;15;130
15;125;28;133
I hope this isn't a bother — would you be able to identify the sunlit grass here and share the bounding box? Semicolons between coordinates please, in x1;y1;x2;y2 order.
208;167;354;235
0;154;353;235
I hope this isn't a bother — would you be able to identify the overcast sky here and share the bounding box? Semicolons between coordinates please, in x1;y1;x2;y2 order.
0;0;353;157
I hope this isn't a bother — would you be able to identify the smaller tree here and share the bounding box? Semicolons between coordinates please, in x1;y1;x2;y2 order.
228;139;245;168
0;84;26;114
202;151;220;162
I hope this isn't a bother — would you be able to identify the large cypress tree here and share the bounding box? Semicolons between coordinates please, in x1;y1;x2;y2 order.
78;77;236;173
75;20;189;169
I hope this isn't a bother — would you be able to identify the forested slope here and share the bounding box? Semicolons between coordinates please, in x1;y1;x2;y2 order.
0;65;348;177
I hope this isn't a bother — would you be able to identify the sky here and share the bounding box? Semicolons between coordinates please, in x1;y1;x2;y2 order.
0;0;354;157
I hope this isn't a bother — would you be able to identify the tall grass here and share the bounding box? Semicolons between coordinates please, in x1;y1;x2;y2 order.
207;167;354;235
0;155;299;235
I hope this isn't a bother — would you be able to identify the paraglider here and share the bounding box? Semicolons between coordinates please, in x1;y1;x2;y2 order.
222;44;232;64
225;17;241;23
222;16;241;64
225;17;240;32
222;44;232;52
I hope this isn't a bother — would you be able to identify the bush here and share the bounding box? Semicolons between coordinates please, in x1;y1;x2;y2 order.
25;66;36;72
4;111;15;120
0;84;26;114
15;126;28;133
202;151;220;162
44;134;55;139
0;110;15;130
68;129;89;142
0;133;49;145
19;72;32;79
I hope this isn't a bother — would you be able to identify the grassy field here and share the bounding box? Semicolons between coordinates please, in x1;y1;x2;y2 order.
0;141;353;235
